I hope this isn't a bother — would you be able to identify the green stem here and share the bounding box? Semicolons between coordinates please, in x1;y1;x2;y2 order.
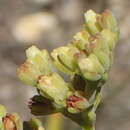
45;114;63;130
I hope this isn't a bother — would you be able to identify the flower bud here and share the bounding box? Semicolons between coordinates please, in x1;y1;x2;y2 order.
26;45;41;59
3;113;23;130
101;29;119;50
66;91;89;114
86;34;109;54
29;95;58;116
87;111;96;123
84;10;102;35
17;60;41;86
26;46;52;75
93;50;110;72
0;105;22;130
37;73;69;107
78;54;105;81
51;45;79;75
86;35;111;71
73;30;90;50
98;10;119;33
29;118;45;130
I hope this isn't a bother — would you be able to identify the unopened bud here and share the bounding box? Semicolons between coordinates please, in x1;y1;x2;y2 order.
93;50;110;72
88;111;96;123
17;60;41;86
3;113;23;130
66;92;89;114
87;34;109;54
98;10;119;33
51;45;79;75
26;46;52;75
73;30;90;50
86;35;111;71
101;29;118;50
37;73;69;107
84;10;101;35
78;54;105;81
29;118;45;130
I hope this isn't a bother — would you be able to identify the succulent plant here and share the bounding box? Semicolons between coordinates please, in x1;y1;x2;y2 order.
17;9;119;130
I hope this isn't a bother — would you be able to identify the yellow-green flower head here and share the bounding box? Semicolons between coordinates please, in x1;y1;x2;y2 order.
16;10;120;127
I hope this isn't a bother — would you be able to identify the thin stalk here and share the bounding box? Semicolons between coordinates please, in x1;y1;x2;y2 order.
45;113;63;130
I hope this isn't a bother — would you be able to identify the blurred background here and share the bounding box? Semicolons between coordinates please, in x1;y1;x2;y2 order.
0;0;130;130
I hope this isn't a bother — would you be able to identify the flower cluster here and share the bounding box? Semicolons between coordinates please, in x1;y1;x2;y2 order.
17;10;119;130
